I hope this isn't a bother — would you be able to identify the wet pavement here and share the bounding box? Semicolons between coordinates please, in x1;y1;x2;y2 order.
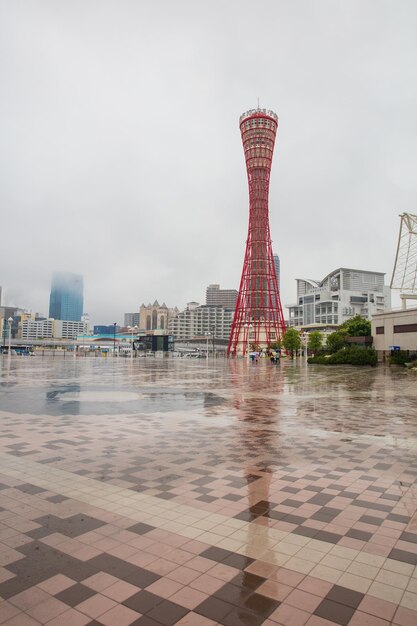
0;356;416;625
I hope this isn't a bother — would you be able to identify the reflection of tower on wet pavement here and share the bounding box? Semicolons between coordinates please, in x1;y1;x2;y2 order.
227;360;284;599
245;464;272;522
228;359;285;475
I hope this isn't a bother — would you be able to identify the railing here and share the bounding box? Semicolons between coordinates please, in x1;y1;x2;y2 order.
240;109;278;123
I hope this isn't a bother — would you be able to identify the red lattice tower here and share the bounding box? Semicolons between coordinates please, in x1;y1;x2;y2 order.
228;108;286;356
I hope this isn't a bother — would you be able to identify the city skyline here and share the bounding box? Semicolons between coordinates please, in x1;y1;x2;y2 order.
1;1;415;322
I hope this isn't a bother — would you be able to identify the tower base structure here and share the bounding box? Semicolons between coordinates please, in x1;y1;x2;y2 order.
230;320;285;357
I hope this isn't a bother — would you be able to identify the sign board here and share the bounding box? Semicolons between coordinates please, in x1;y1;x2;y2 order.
389;346;401;351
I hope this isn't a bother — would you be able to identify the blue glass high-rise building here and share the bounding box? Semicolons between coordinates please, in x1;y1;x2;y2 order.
49;272;83;321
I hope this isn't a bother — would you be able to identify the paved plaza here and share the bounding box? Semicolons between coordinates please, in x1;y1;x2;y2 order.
0;356;416;626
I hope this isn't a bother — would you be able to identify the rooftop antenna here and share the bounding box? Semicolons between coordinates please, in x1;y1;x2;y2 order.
257;96;260;109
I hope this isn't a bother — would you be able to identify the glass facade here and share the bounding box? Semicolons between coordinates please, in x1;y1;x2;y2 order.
49;273;83;322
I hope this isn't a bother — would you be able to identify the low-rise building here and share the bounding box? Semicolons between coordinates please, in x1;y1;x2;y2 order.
287;268;391;328
93;325;120;335
54;320;87;339
372;308;417;359
20;318;87;340
169;302;234;341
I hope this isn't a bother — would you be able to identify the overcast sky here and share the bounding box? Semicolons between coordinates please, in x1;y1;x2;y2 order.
1;0;416;324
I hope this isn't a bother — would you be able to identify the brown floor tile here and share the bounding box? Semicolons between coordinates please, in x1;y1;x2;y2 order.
122;590;163;614
56;583;96;607
194;596;235;621
222;606;266;626
314;598;356;625
146;599;189;625
325;584;364;609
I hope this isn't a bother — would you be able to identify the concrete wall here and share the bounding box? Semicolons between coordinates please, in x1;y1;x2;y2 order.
372;308;417;358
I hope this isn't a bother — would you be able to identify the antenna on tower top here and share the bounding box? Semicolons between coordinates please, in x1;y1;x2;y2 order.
257;96;260;109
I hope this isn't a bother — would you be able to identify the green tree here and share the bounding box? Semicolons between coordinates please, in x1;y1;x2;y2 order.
283;328;301;357
307;331;323;353
326;331;347;353
340;315;371;337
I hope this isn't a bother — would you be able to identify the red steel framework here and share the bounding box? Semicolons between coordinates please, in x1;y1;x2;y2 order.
228;108;286;356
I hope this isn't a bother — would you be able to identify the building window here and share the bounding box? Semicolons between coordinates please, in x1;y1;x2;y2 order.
376;326;384;335
393;323;417;333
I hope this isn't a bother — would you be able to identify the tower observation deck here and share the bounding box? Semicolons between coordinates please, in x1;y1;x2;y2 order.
228;108;286;356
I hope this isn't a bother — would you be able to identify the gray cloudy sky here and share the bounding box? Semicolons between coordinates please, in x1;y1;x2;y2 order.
1;0;416;324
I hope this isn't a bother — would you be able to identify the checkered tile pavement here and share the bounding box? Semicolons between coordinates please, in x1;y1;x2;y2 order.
0;357;416;625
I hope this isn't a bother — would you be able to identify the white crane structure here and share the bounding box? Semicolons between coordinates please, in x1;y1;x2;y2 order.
391;213;417;309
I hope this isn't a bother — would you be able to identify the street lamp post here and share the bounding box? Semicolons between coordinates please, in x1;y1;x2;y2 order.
205;332;210;360
8;317;13;357
113;322;117;357
245;322;253;361
211;325;215;358
128;325;138;361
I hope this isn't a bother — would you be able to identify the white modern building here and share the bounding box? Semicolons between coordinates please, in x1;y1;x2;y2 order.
20;318;87;340
20;319;53;340
287;268;391;328
169;302;234;341
54;320;88;339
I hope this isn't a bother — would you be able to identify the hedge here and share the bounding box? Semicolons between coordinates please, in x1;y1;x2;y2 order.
308;346;377;366
389;351;417;366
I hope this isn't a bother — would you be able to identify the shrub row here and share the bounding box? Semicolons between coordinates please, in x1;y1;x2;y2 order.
308;346;377;366
388;350;417;366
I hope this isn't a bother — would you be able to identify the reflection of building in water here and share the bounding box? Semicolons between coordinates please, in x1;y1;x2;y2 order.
46;384;81;415
203;392;226;413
